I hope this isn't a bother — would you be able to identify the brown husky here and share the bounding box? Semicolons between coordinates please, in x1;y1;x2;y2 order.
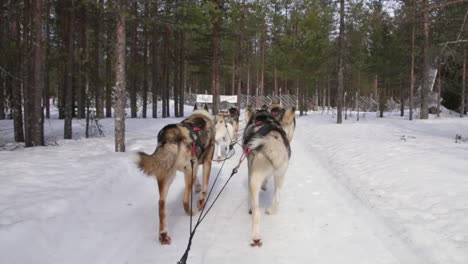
242;105;296;247
136;110;215;245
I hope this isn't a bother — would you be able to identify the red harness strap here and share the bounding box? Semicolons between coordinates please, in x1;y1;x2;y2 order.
234;145;252;170
190;143;196;157
190;126;201;158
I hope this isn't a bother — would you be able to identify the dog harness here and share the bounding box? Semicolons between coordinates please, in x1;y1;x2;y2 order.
243;110;291;158
181;119;206;161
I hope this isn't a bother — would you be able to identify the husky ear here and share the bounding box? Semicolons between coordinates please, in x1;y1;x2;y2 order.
283;107;296;125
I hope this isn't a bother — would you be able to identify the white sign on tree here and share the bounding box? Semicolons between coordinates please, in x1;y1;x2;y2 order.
196;94;213;103
220;95;238;103
196;94;237;103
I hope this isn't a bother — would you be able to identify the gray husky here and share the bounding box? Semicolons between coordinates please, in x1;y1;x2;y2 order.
242;105;296;247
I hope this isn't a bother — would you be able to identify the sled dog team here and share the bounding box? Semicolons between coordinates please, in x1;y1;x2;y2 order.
136;103;296;247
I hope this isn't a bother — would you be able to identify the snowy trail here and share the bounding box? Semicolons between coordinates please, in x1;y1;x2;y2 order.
2;110;467;264
110;123;410;264
1;114;423;264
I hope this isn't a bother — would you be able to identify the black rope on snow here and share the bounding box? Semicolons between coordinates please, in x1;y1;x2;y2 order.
178;115;252;263
177;147;242;264
211;147;236;162
189;159;194;234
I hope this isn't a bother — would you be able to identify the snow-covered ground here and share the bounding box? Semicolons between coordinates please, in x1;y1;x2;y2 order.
1;106;467;264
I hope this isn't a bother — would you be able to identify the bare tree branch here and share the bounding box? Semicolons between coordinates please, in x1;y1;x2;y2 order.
439;39;468;46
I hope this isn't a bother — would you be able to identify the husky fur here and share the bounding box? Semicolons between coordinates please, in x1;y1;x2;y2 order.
136;110;215;245
228;107;240;139
214;112;235;160
242;106;296;247
269;104;296;142
245;105;255;124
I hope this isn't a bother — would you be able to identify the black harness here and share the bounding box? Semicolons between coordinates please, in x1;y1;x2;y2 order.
181;118;207;161
243;110;291;158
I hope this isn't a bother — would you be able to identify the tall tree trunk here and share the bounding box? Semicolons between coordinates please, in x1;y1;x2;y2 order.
327;75;330;111
142;6;149;119
162;26;170;118
64;0;74;139
409;6;415;120
210;0;221;115
255;37;259;99
247;63;250;106
237;0;246;109
130;2;138;118
400;78;405;117
77;4;87;119
420;0;430;119
25;0;44;146
151;17;159;119
179;30;185;117
356;91;360;121
231;58;235;95
0;0;4;120
114;2;126;152
260;31;265;97
173;29;180;117
105;22;113;118
461;47;466;117
94;0;104;119
379;78;384;118
437;63;441;118
9;3;24;142
299;77;304;116
44;1;51;119
23;0;32;144
337;0;345;124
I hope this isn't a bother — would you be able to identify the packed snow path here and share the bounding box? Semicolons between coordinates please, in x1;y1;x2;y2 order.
1;110;467;264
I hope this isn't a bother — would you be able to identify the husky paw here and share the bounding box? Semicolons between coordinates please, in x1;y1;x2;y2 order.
197;198;205;211
183;203;196;216
265;207;277;215
250;239;263;247
159;232;171;245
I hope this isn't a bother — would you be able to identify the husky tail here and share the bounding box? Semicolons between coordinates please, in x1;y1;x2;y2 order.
136;125;182;178
137;143;179;177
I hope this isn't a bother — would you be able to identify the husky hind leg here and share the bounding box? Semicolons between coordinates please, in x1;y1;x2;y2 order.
183;162;199;216
266;164;287;215
248;157;270;247
198;145;214;210
157;175;174;245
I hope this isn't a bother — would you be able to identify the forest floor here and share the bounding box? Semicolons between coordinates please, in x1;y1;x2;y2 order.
1;106;467;264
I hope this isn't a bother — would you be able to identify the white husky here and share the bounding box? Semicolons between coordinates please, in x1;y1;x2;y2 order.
242;106;296;247
215;112;235;161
